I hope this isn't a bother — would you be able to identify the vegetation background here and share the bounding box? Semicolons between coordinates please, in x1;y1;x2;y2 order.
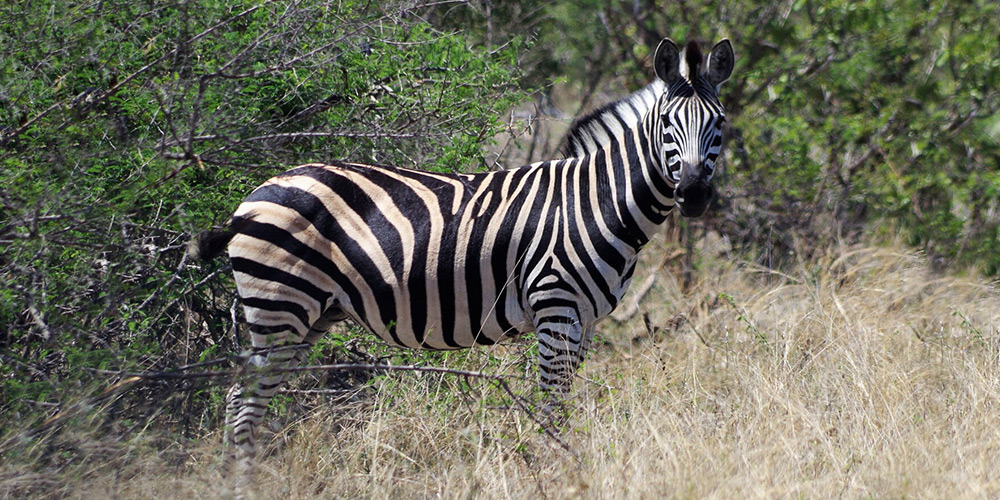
1;0;998;497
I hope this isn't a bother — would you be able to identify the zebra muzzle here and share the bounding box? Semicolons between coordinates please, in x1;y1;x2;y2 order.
675;179;714;218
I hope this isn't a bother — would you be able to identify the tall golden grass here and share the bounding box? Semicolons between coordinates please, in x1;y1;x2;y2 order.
4;237;999;499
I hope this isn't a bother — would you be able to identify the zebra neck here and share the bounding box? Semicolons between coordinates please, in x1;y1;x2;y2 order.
631;107;676;235
573;119;674;251
562;80;666;159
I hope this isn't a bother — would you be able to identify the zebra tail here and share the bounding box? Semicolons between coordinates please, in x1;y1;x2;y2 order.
187;227;235;261
187;215;254;261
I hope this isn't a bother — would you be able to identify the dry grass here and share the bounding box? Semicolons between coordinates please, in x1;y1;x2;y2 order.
4;238;1000;499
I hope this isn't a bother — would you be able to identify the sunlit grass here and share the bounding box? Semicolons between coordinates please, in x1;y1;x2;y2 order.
4;237;999;499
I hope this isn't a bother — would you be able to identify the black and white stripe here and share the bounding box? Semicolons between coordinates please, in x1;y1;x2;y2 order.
563;79;666;159
196;38;734;477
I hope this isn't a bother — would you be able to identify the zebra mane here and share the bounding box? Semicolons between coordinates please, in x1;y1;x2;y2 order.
682;40;703;81
561;79;665;158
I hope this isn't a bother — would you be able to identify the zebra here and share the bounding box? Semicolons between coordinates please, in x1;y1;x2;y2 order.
191;37;734;476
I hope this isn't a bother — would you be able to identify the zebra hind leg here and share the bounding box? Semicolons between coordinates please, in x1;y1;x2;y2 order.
221;327;299;483
222;307;346;483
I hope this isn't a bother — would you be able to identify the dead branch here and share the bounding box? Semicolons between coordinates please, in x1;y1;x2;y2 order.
98;362;528;382
610;249;685;323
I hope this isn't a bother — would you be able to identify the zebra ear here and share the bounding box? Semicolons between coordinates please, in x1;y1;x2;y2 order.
653;38;682;85
706;39;734;87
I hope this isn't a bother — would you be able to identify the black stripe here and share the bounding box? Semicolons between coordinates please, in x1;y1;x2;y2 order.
535;315;578;326
258;380;284;391
473;333;499;346
621;260;637;286
465;175;506;343
434;183;462;348
235;218;370;328
528;279;573;293
529;295;579;315
231;256;331;310
248;323;299;336
537;349;579;362
241;296;310;333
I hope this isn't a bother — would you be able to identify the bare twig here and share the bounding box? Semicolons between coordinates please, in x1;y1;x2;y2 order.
279;388;365;396
26;304;53;342
610;249;685;323
161;131;437;149
130;253;189;318
97;362;527;382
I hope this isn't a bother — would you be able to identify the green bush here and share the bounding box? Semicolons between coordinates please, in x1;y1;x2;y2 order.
0;0;530;438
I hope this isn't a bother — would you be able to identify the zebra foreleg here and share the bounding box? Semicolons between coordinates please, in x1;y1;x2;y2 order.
534;316;588;414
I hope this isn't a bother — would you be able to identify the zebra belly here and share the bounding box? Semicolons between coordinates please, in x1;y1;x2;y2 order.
228;220;533;351
348;286;533;350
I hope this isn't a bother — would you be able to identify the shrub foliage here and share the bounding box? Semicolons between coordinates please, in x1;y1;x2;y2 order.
0;0;529;436
513;0;1000;271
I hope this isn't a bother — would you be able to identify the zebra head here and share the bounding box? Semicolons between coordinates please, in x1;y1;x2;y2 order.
652;38;734;217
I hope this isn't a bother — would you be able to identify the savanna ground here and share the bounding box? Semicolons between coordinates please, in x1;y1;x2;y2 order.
4;235;998;499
